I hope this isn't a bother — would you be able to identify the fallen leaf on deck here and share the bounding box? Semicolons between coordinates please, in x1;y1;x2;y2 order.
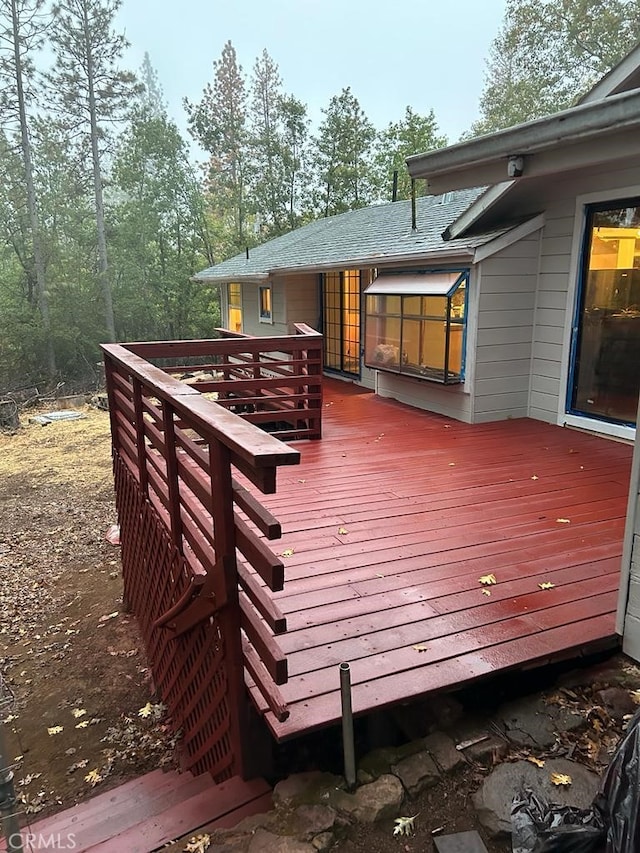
550;772;572;786
479;574;497;585
281;549;294;557
539;582;555;590
84;769;103;787
482;589;492;596
184;834;211;853
527;756;545;768
47;726;63;735
412;645;429;652
338;527;348;535
556;518;571;524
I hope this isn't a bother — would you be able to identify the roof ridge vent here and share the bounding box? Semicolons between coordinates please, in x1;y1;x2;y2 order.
439;191;454;204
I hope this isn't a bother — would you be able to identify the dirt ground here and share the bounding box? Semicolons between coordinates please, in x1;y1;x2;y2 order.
0;407;175;823
0;406;632;853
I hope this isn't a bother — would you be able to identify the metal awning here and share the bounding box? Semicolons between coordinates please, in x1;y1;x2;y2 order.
365;272;464;297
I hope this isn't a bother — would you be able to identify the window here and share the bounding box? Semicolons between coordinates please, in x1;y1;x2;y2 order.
570;198;640;425
364;271;468;384
322;270;371;375
228;283;242;332
258;285;273;323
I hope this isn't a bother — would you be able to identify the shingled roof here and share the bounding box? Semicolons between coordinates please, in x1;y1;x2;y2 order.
195;188;510;283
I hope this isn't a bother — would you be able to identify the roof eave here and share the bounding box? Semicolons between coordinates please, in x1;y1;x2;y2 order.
407;88;640;192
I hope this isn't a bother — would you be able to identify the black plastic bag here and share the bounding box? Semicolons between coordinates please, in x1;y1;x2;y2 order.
511;788;605;853
598;706;640;852
511;707;640;853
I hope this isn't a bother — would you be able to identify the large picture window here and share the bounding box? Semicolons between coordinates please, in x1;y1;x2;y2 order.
364;271;468;384
571;199;640;425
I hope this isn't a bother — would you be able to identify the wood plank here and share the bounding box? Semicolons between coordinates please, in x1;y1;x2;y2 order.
85;777;271;853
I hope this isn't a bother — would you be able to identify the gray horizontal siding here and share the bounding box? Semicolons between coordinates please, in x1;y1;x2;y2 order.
473;231;540;422
282;274;319;331
376;372;472;422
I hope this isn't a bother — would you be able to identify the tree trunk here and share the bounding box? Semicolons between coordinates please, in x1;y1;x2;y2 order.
83;1;116;343
11;0;56;377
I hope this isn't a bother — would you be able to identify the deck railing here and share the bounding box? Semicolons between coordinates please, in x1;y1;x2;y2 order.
101;331;316;780
124;323;323;441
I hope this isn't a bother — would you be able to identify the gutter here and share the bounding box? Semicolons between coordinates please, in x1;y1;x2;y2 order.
406;87;640;180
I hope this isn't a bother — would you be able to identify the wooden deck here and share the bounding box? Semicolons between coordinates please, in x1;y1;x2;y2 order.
248;379;633;740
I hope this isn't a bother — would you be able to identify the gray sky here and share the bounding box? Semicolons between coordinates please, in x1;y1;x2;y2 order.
116;0;507;151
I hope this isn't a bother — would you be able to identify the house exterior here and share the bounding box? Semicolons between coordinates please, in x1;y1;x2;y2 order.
195;189;547;424
196;43;640;663
402;43;640;665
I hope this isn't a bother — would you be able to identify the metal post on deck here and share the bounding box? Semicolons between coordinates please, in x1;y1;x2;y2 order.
339;662;356;790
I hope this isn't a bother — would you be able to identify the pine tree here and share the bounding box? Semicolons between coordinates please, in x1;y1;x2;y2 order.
47;0;139;342
373;106;447;202
0;0;55;375
310;87;376;217
185;40;249;250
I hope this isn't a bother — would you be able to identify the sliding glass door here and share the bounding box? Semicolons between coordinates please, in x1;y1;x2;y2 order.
571;199;640;426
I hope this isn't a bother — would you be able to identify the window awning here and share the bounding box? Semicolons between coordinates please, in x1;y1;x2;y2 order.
365;272;464;297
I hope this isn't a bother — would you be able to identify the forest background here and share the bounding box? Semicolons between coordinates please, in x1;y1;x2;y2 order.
1;0;640;391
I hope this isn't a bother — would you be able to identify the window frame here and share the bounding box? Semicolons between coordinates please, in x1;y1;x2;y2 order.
258;284;273;324
364;269;469;385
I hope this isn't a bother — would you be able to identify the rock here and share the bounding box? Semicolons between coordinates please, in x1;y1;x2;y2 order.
287;805;336;841
423;731;465;773
498;696;583;748
248;830;316;853
330;774;404;823
391;750;440;796
473;758;600;837
357;740;423;783
595;686;637;721
273;772;345;808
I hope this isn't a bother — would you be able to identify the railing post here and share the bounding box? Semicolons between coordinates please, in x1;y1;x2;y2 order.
132;378;149;499
208;438;252;778
162;400;184;555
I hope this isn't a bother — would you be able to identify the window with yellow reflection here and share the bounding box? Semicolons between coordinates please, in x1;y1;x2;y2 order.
364;271;468;384
227;282;243;332
571;199;640;425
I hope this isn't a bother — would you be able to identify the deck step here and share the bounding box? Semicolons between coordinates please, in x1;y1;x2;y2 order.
1;771;271;853
85;776;272;852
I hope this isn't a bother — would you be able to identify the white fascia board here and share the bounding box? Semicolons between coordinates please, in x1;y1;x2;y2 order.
444;182;515;240
407;88;640;185
473;214;545;263
579;43;640;104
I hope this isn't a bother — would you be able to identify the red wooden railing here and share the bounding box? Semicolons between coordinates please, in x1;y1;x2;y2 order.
125;324;323;441
101;328;320;780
